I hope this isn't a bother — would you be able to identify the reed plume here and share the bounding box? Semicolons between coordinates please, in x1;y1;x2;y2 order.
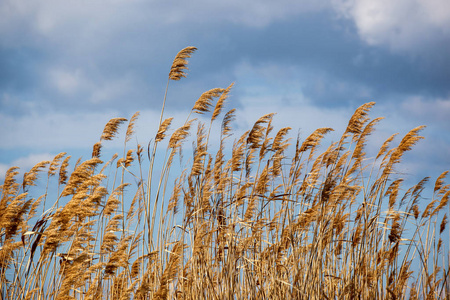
100;117;128;141
169;46;197;81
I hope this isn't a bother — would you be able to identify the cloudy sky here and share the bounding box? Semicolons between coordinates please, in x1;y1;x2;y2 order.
1;0;449;186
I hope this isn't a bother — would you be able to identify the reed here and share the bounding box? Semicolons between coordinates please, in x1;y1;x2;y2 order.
1;47;449;299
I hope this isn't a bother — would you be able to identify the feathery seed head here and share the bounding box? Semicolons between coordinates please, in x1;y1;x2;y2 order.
100;117;128;141
169;46;197;81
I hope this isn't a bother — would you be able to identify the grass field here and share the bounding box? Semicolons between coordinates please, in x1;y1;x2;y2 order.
1;47;449;299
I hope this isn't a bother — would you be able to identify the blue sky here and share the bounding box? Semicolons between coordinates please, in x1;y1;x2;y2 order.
1;0;449;186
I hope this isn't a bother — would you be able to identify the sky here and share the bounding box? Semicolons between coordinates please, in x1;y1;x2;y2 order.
1;0;450;188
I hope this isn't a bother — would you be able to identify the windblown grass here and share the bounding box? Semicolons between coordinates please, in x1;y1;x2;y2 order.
1;47;449;299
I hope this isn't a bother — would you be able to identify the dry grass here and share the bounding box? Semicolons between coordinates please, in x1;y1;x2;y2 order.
1;47;449;300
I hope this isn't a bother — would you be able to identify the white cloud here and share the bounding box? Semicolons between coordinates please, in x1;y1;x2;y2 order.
89;75;136;104
0;111;113;150
48;68;83;95
0;106;206;151
45;66;137;105
332;0;450;52
0;153;55;182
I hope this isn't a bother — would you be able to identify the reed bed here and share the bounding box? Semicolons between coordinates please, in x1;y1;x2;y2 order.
1;47;449;299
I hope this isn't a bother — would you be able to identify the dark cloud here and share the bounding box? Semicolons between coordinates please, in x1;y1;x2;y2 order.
1;5;448;119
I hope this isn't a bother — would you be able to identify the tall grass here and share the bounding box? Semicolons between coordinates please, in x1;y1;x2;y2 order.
1;47;449;299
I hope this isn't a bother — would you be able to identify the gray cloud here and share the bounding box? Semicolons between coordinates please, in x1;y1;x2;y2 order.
1;0;448;114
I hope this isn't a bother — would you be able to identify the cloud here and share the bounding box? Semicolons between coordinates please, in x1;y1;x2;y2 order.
165;0;328;27
2;0;448;118
333;0;450;53
46;66;137;105
0;153;55;182
48;68;83;96
0;0;327;48
0;104;210;151
231;61;355;137
0;110;114;150
5;0;447;59
400;96;450;131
